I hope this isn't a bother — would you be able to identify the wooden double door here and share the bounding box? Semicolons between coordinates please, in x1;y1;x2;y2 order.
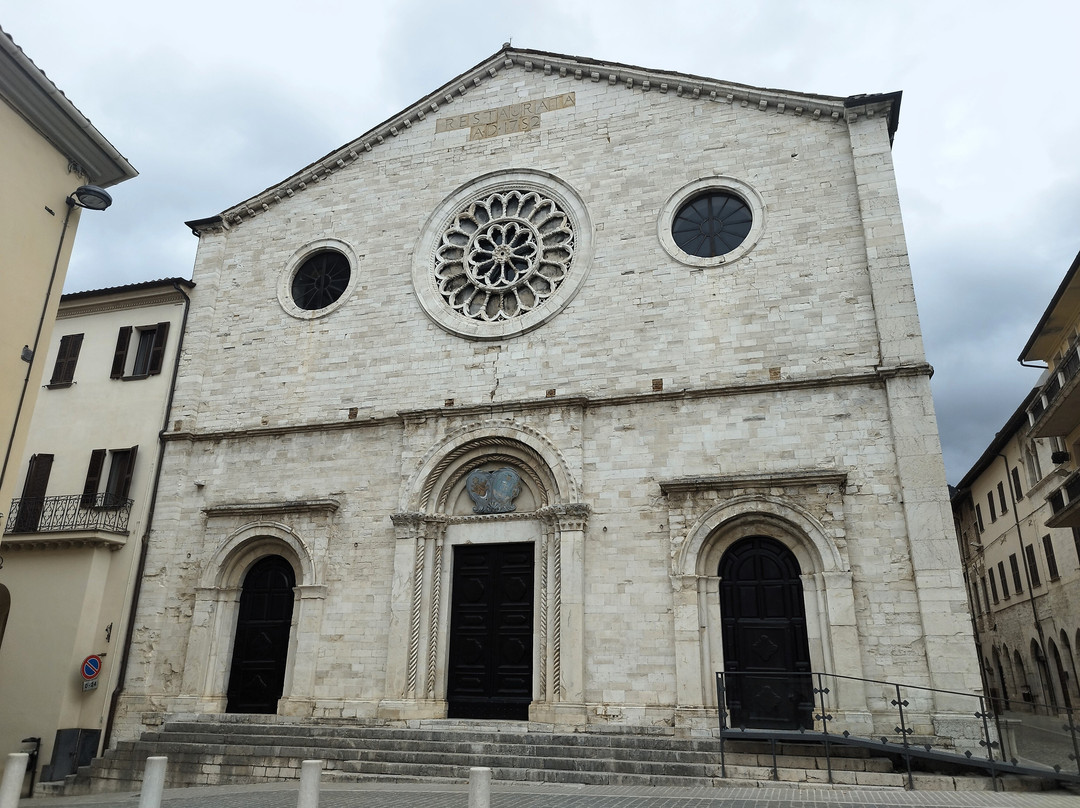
447;542;534;720
720;536;813;730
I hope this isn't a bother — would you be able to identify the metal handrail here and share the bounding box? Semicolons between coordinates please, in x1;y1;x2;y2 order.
4;494;132;535
715;669;1080;789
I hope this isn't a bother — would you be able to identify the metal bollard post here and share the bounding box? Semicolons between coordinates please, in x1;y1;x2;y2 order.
469;766;491;808
138;756;168;808
0;754;29;808
297;759;322;808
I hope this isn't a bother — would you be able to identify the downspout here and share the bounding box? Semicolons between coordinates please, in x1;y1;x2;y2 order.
0;199;77;500
102;280;191;749
1001;454;1047;703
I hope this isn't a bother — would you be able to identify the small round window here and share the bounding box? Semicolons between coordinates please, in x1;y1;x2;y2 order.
671;192;752;258
291;250;351;310
277;238;359;320
658;177;765;268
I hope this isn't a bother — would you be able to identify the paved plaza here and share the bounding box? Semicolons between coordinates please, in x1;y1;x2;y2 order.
17;781;1080;808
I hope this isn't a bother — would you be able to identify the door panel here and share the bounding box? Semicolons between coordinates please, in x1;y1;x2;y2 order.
720;536;813;730
447;542;534;719
226;556;295;714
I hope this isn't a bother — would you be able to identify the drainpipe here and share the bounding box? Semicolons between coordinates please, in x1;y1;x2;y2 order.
102;281;191;749
0;200;78;501
1001;454;1048;707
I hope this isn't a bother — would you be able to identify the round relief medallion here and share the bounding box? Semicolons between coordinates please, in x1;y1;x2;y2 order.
413;171;592;340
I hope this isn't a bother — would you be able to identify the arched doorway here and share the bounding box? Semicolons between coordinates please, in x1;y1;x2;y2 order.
226;555;296;713
719;536;812;729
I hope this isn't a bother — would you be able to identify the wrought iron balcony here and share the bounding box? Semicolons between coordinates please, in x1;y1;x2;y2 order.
4;494;132;536
1029;341;1080;438
1047;470;1080;528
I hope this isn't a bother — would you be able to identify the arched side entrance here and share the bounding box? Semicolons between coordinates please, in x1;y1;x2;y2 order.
226;555;297;713
173;520;323;716
719;536;812;729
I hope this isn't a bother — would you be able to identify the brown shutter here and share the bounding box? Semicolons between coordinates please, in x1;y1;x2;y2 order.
82;449;106;507
147;322;170;376
50;334;84;385
111;327;132;378
118;445;139;499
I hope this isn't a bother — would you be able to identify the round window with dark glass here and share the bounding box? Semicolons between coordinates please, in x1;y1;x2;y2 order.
671;192;753;259
290;250;351;310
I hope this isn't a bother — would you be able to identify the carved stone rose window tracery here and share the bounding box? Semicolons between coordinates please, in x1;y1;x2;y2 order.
434;190;575;323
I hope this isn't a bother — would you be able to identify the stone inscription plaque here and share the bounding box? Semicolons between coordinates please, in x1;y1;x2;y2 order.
436;93;575;141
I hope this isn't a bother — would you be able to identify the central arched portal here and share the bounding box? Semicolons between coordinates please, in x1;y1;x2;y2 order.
719;536;812;729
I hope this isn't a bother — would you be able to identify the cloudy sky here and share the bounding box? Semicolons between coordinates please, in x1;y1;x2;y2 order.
5;1;1077;484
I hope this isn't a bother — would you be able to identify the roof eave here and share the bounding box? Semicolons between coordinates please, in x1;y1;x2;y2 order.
0;26;137;188
1019;250;1080;363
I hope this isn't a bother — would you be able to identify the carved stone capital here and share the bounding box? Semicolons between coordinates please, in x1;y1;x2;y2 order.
549;502;590;531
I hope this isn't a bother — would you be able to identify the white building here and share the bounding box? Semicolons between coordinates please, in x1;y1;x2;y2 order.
112;48;979;750
0;279;192;784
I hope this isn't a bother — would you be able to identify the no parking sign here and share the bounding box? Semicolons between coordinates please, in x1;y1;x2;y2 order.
81;654;102;692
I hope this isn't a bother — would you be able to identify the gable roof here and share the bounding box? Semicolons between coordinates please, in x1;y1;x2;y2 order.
188;46;901;236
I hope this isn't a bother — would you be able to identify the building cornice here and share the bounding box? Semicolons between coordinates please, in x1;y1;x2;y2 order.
658;470;848;496
0;26;137;187
165;364;925;444
187;47;898;236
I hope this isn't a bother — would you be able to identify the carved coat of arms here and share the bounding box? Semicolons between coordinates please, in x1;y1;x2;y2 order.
465;468;523;514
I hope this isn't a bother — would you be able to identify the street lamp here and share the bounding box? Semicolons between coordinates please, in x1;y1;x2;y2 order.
70;185;112;211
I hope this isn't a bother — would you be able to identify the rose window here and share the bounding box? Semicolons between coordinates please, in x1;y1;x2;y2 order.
434;190;574;322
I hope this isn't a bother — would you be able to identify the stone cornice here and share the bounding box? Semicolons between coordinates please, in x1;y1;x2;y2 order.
196;47;869;236
203;499;340;518
658;470;848;496
57;290;188;320
165;365;929;443
0;532;126;551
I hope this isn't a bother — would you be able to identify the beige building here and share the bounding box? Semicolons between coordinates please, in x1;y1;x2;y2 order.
952;388;1080;712
955;249;1080;714
0;280;192;785
113;48;980;757
0;26;137;553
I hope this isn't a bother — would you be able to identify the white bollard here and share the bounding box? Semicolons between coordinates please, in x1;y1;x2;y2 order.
0;754;28;808
297;759;322;808
138;756;168;808
469;766;491;808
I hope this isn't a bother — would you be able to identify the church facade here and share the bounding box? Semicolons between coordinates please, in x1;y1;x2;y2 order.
114;48;980;743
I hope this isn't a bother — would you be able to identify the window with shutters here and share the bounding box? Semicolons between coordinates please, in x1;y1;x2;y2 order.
998;560;1010;599
987;491;997;522
48;334;83;387
1010;553;1023;593
989;568;999;604
1011;467;1024;500
110;322;169;380
1043;535;1060;581
997;481;1008;515
1026;544;1042;588
82;446;138;508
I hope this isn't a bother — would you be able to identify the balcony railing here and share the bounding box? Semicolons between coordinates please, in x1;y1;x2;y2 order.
1028;341;1080;435
4;494;132;535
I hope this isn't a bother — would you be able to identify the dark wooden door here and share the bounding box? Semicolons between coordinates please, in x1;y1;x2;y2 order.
447;542;534;719
226;556;295;713
719;536;813;729
15;453;53;532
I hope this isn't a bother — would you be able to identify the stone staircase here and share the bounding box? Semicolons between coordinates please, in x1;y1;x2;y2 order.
57;717;1026;795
